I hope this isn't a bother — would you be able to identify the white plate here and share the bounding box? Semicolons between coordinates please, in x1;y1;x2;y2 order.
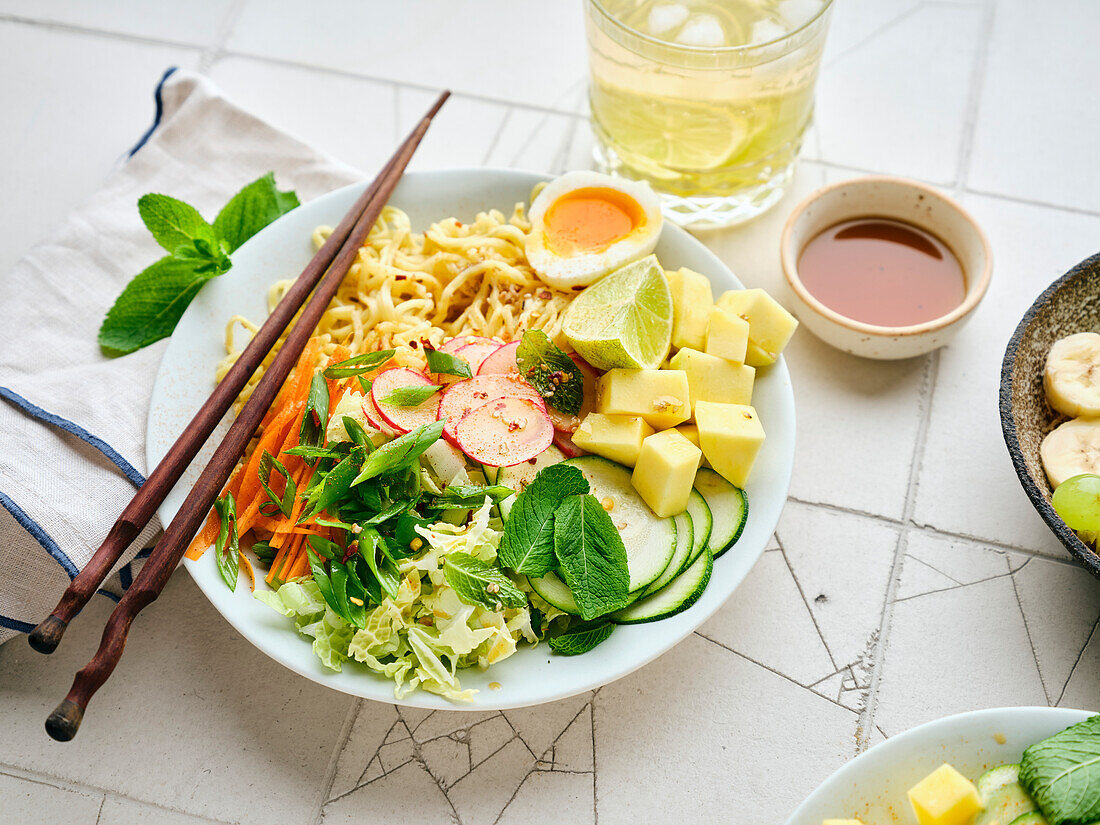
785;706;1095;824
147;168;796;710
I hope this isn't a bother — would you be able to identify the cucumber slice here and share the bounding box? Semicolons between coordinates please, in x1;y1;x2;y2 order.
974;765;1039;825
481;464;500;484
643;509;693;595
497;445;566;493
1007;815;1048;825
612;547;713;624
529;572;579;615
564;455;677;592
693;468;747;558
684;489;711;571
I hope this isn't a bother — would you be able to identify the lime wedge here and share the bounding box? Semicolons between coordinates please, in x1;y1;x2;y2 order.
563;255;673;370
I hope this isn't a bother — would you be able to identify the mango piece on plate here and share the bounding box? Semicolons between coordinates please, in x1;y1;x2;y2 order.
694;401;765;488
667;267;713;351
907;764;983;825
669;347;755;412
674;424;706;468
632;429;702;517
705;306;750;364
716;288;798;367
597;368;691;429
572;413;654;467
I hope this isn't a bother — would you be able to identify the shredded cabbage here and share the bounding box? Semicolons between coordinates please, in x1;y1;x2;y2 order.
255;499;539;701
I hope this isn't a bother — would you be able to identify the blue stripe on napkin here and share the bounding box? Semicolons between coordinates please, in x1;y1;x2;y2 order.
128;66;177;158
0;490;78;579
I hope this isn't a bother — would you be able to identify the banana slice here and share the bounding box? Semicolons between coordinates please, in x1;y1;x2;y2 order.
1040;417;1100;488
1044;332;1100;417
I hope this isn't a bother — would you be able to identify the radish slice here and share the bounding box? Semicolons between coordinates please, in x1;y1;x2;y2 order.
438;334;497;357
554;430;585;458
477;341;520;375
453;340;502;376
438;375;545;444
371;368;440;434
456;397;554;467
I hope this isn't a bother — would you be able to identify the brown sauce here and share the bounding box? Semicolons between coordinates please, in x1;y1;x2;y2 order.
797;217;966;327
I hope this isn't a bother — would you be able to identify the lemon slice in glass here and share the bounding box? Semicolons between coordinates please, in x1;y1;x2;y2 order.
563;255;673;370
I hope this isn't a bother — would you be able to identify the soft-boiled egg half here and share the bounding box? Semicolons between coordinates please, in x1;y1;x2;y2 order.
525;171;662;290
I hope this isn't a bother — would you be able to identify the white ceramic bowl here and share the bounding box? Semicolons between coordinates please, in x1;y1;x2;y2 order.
147;168;797;710
781;176;992;360
785;706;1093;825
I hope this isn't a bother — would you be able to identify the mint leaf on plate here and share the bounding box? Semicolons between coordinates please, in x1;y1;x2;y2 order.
553;493;630;620
516;330;582;416
138;193;217;253
1020;714;1100;825
98;255;225;354
549;620;614;656
499;463;589;577
443;552;526;611
214;172;301;253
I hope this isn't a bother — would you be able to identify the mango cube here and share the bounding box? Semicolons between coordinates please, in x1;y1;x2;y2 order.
705;306;750;364
631;429;702;517
669;348;755;412
667;267;714;351
694;401;765;488
572;413;654;467
907;764;983;825
716;288;799;367
674;424;706;468
597;369;691;429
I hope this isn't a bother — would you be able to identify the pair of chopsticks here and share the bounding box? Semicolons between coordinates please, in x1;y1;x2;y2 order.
31;91;450;742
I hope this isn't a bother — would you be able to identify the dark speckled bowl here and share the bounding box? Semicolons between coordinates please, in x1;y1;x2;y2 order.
1000;252;1100;578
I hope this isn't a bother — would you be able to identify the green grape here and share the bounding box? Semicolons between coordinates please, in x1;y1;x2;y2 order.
1051;473;1100;532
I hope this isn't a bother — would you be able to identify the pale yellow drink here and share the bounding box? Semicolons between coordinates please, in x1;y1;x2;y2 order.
586;0;833;228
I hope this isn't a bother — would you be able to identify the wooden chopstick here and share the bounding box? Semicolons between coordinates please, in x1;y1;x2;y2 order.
42;90;450;742
27;90;449;657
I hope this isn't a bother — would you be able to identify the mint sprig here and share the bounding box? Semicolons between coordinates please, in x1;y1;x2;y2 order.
516;330;582;416
1020;714;1100;825
98;173;299;356
499;464;589;577
553;494;630;620
548;620;614;655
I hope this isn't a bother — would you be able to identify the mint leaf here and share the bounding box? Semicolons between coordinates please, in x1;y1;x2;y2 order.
99;255;220;354
516;330;582;416
352;420;445;485
553;494;630;620
499;464;589;577
443;552;526;611
214;493;240;591
425;346;473;379
549;620;614;655
1020;714;1100;825
213;172;300;253
138;193;216;253
323;350;395;379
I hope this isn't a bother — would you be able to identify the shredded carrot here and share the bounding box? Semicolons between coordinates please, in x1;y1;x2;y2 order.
266;535;294;585
239;552;256;592
185;508;221;561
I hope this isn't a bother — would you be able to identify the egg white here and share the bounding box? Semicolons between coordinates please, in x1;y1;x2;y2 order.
525;171;662;290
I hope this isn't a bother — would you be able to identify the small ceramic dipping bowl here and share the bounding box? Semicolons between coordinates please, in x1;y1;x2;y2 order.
780;176;992;360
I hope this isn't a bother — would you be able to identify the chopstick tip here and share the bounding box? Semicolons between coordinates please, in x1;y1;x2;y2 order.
427;90;451;119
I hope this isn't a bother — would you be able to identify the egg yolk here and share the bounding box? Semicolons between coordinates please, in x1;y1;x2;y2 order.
543;187;645;257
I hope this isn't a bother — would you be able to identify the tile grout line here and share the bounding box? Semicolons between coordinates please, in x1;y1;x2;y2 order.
951;0;997;195
197;0;247;74
1055;616;1098;707
310;698;366;825
855;348;940;752
0;12;209;51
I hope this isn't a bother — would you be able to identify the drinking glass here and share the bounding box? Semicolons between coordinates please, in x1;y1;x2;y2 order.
585;0;834;229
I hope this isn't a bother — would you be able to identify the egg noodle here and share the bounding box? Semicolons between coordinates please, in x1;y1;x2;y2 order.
216;191;573;407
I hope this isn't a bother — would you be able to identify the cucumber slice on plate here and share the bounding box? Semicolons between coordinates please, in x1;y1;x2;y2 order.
1007;815;1048;825
564;455;677;592
693;467;747;559
974;765;1039;825
684;488;711;571
528;572;579;615
612;547;713;624
643;508;693;595
497;445;566;493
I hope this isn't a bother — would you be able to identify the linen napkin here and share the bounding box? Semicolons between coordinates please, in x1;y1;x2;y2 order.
0;69;363;644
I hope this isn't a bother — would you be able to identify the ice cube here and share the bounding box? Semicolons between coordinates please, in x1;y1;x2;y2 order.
648;3;690;36
749;18;788;45
777;0;825;28
674;13;727;47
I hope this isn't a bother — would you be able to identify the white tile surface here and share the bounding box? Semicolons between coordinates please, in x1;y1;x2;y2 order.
0;773;102;825
0;21;198;277
227;0;589;112
397;88;509;171
913;194;1100;552
0;0;234;45
815;3;983;184
98;797;225;825
969;0;1100;212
